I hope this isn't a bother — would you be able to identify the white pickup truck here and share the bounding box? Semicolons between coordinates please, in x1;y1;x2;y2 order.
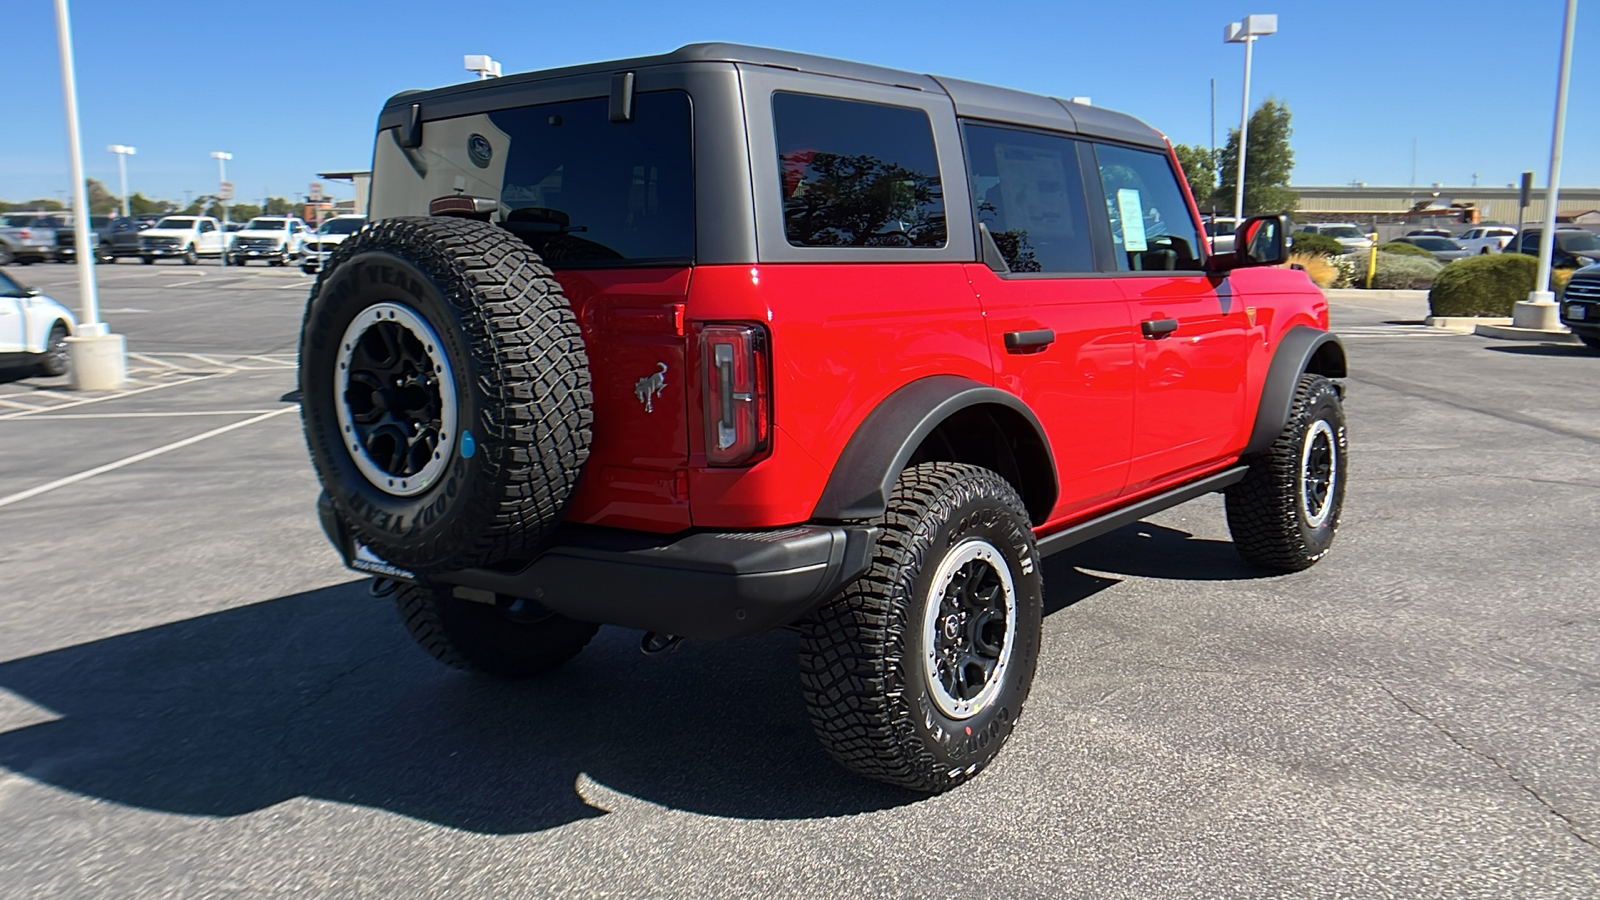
139;215;227;265
1455;225;1518;256
227;216;309;266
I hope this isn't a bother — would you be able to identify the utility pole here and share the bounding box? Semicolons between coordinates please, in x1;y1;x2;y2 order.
1513;0;1578;332
53;0;125;389
1225;15;1277;221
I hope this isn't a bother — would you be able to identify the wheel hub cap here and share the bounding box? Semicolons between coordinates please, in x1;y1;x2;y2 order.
334;302;457;497
922;539;1017;720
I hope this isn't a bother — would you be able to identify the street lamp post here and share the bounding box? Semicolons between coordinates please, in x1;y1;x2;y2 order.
1225;14;1277;222
211;151;232;265
107;144;136;218
53;0;125;389
1513;0;1579;332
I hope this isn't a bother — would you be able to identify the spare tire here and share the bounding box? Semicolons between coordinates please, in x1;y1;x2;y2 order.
299;216;592;573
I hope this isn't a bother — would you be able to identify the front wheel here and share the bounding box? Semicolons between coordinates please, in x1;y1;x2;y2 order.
1578;334;1600;353
393;581;599;678
35;323;70;377
1226;373;1348;572
182;245;198;265
798;462;1043;793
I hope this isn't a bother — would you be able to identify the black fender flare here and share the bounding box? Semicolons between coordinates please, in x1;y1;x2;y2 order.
1245;325;1348;455
811;375;1058;522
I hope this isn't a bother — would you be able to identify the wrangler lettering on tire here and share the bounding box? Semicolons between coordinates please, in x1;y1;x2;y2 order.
299;216;592;573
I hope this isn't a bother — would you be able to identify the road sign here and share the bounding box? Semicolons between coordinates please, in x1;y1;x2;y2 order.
218;181;234;200
310;182;323;201
1518;171;1534;209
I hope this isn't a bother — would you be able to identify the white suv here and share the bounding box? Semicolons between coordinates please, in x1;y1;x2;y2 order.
227;216;309;266
300;215;367;274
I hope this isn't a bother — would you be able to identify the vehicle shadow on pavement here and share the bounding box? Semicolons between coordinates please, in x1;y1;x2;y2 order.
1056;522;1273;581
0;562;1126;834
0;581;914;833
1482;344;1597;358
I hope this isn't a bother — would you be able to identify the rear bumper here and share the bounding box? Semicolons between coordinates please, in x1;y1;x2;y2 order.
317;494;877;640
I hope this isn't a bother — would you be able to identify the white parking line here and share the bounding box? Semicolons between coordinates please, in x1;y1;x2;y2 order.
0;375;213;420
180;353;227;367
128;352;183;369
0;398;47;411
0;406;297;510
10;409;280;420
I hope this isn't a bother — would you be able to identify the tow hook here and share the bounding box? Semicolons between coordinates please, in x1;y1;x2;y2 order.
368;577;400;598
640;632;684;656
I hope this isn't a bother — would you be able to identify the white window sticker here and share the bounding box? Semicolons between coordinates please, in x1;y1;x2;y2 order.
1116;188;1147;252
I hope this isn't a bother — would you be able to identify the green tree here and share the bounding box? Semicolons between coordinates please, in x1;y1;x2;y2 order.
86;178;120;215
126;192;172;215
262;196;300;216
1171;143;1217;200
228;202;263;222
1213;97;1298;216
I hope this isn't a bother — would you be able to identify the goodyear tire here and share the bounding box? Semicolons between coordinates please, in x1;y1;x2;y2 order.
797;462;1043;793
393;581;599;678
299;216;592;573
1225;373;1347;572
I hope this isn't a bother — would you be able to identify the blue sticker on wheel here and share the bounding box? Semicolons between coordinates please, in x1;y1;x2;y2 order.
460;430;476;459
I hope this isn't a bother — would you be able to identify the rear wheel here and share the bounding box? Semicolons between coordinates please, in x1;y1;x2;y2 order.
1226;373;1348;572
797;462;1043;793
393;580;598;678
141;255;155;265
0;245;13;265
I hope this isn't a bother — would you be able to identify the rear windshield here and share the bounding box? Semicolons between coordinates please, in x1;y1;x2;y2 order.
489;91;693;267
1558;231;1600;253
1409;237;1457;250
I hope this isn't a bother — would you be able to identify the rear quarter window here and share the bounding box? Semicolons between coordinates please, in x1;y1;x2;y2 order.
772;92;946;249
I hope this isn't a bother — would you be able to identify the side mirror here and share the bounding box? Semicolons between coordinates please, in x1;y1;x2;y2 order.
1211;214;1292;271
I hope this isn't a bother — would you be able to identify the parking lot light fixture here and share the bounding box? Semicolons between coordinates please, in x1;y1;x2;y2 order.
211;151;233;260
1225;14;1277;222
107;144;135;218
1514;0;1578;331
54;0;125;389
464;54;501;80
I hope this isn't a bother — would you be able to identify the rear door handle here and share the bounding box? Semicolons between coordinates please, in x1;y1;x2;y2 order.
1004;329;1056;353
1141;318;1178;339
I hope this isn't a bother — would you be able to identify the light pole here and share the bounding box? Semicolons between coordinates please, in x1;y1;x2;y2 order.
1224;14;1277;222
53;0;125;389
464;54;501;80
1514;0;1579;332
211;151;232;264
107;144;135;218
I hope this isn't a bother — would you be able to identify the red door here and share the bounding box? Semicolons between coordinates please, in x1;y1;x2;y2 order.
969;266;1136;519
1119;275;1249;492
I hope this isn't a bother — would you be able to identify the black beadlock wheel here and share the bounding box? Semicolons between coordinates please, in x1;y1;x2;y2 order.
299;216;592;573
393;581;599;678
797;462;1043;793
1225;373;1348;572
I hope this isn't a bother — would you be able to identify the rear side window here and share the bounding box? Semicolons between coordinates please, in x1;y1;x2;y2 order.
962;123;1092;273
1093;144;1203;272
489;91;694;267
772;92;946;249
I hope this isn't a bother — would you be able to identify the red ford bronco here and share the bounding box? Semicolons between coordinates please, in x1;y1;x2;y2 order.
300;44;1347;792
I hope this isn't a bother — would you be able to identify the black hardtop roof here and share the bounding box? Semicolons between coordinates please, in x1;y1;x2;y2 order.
382;42;1166;149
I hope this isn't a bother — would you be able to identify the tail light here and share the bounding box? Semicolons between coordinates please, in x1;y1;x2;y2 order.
15;229;30;241
700;323;772;467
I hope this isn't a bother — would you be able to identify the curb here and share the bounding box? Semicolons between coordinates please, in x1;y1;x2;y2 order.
1425;316;1510;334
1473;323;1582;344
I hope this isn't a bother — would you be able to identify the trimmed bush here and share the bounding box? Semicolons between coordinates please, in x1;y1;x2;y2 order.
1376;241;1435;258
1288;252;1336;288
1429;253;1582;316
1288;231;1346;258
1329;253;1356;288
1360;252;1443;290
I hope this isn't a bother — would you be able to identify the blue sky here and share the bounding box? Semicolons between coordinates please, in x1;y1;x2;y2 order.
3;0;1595;204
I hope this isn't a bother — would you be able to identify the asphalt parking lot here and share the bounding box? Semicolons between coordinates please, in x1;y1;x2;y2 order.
1;263;1597;898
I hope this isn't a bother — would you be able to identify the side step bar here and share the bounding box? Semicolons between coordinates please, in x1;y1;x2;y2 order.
1035;465;1248;558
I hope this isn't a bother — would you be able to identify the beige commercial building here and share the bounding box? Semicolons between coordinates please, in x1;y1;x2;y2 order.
1293;184;1600;227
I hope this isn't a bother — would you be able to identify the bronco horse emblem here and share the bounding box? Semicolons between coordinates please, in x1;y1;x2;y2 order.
634;362;668;413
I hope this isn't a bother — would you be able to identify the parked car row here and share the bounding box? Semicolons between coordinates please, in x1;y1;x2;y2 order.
1289;221;1599;267
0;212;368;267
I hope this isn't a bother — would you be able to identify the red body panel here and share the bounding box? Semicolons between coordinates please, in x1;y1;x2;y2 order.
557;267;694;532
966;265;1136;518
683;263;992;529
556;254;1327;537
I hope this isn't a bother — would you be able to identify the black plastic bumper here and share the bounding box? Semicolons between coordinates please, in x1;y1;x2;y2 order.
317;494;877;640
